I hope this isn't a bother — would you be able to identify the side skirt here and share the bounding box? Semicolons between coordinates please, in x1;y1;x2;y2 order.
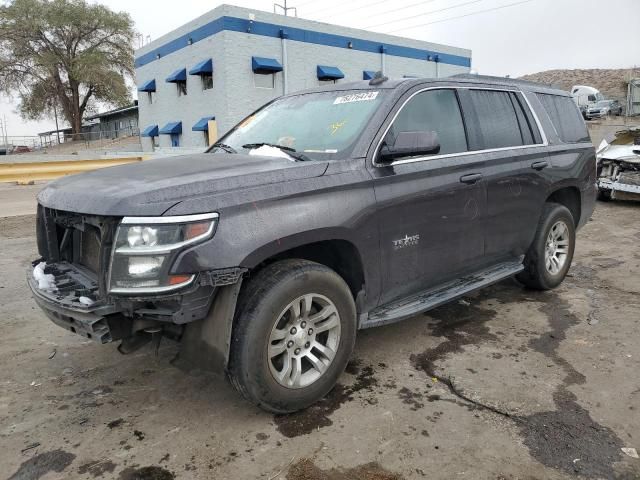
361;260;524;329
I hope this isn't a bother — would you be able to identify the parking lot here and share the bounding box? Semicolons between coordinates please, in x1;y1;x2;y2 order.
1;198;639;480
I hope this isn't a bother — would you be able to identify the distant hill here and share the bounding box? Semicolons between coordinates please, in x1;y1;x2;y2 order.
519;68;640;101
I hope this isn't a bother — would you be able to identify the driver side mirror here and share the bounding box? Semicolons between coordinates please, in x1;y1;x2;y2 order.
379;131;440;163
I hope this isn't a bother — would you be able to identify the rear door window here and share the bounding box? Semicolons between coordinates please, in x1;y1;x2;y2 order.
466;90;525;149
509;92;542;145
385;88;468;156
537;93;590;143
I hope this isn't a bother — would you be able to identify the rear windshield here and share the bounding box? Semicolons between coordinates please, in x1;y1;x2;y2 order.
212;90;386;160
537;94;590;143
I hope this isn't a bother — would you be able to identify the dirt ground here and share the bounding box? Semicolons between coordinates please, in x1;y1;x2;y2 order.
1;200;640;480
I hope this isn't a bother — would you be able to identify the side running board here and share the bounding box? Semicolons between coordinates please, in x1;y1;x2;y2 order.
362;260;524;329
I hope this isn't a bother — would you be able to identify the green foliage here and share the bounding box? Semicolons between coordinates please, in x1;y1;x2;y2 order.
0;0;135;134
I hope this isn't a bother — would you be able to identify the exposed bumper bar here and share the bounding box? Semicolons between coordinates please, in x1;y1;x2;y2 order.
598;179;640;194
28;275;130;343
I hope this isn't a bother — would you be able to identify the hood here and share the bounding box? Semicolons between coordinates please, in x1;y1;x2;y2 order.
598;144;640;163
37;153;329;216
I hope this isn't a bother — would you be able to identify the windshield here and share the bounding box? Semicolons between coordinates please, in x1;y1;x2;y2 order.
596;100;611;107
210;90;385;160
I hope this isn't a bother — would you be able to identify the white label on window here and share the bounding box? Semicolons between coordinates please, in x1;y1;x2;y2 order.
333;91;379;104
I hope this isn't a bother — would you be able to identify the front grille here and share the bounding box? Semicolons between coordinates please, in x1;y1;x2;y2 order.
35;205;118;295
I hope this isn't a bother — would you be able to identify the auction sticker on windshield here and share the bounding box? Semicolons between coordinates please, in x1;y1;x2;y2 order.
333;92;379;104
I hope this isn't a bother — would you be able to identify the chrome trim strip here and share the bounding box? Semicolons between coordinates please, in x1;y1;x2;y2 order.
121;212;219;224
109;274;196;295
115;220;216;255
372;86;549;168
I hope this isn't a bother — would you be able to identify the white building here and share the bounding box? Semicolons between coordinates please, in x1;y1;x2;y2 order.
134;4;472;152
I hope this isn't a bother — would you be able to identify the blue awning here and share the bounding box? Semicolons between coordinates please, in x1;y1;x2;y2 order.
189;59;213;75
317;65;344;80
137;79;156;92
166;68;187;83
192;116;215;132
159;121;182;135
141;125;159;137
363;70;377;80
252;56;283;74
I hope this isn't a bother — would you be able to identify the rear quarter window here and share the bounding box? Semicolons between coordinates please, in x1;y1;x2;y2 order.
537;93;590;144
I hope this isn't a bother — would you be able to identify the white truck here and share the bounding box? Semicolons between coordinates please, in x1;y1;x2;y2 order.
571;85;604;108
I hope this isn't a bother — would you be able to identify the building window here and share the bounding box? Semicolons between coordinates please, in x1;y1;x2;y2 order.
177;81;187;96
254;73;275;89
148;91;155;104
319;79;338;86
202;73;213;90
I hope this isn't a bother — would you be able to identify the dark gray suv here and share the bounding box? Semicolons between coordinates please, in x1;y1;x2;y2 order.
29;74;596;412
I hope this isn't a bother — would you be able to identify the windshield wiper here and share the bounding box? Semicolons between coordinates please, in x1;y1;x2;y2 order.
212;142;237;154
242;142;311;162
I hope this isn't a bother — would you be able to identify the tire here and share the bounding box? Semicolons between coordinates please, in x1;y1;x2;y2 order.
228;259;357;413
517;203;575;290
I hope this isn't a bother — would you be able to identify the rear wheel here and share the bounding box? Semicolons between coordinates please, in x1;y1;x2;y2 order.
228;259;357;413
517;203;575;290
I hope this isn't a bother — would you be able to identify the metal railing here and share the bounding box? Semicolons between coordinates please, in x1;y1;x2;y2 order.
0;126;141;156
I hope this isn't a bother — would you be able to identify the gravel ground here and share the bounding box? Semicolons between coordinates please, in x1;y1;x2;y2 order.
1;201;639;480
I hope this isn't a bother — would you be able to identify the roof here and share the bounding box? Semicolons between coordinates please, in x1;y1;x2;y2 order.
85;104;138;121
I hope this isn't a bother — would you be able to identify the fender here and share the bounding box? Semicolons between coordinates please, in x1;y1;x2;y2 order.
239;227;364;268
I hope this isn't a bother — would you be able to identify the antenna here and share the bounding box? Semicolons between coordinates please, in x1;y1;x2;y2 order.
274;0;297;16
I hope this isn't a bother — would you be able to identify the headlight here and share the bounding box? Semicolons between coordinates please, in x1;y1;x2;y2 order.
109;213;218;294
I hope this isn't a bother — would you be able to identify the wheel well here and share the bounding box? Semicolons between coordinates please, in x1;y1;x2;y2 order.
547;187;581;226
249;240;365;299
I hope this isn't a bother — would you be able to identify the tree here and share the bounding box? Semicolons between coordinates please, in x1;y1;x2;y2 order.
0;0;135;138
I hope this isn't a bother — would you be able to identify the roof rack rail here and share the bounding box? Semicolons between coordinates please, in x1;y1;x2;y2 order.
451;73;564;91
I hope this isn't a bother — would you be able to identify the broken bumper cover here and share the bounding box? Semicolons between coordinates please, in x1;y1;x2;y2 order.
28;261;248;344
27;273;129;344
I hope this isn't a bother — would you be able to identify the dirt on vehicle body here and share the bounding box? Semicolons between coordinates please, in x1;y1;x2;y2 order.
28;74;596;412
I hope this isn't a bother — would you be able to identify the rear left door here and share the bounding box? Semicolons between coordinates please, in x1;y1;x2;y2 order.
457;88;549;263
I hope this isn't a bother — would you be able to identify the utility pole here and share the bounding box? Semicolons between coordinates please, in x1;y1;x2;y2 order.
1;115;7;148
274;0;297;16
53;104;61;145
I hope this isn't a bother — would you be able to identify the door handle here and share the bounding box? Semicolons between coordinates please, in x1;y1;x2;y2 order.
460;173;483;184
531;161;549;171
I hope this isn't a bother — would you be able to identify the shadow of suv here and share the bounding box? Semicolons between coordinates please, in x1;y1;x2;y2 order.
29;74;596;412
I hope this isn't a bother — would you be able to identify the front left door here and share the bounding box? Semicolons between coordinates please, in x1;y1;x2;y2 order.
370;87;489;307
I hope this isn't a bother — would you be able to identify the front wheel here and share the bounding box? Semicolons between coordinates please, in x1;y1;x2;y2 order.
228;259;357;413
517;203;575;290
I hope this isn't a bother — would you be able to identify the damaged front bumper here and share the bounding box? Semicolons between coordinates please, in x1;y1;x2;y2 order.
28;260;246;348
27;262;130;343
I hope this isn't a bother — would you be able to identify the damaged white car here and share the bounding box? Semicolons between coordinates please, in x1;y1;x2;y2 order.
596;127;640;201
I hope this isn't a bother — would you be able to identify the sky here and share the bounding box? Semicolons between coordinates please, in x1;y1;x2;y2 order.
1;0;639;137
